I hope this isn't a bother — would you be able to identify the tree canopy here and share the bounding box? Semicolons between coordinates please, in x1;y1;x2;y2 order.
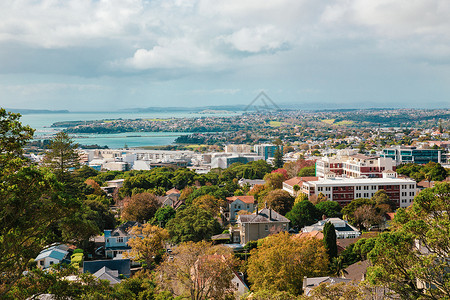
166;205;222;243
366;182;450;299
247;232;328;296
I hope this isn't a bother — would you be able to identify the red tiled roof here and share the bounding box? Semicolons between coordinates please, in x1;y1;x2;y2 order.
284;176;319;187
294;230;324;240
166;188;180;195
226;196;255;204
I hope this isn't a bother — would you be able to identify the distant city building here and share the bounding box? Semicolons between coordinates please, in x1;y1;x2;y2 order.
316;154;395;179
300;175;416;208
225;144;253;154
253;144;281;160
381;146;446;165
210;153;264;169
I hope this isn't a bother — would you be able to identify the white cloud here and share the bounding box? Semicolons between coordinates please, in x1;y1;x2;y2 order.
123;38;226;69
223;26;289;53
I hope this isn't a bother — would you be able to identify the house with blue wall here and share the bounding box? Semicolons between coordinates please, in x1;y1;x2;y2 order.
104;221;141;259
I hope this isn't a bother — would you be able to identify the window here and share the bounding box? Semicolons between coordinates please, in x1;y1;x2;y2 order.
50;261;54;265
40;261;44;266
117;237;124;243
265;225;269;231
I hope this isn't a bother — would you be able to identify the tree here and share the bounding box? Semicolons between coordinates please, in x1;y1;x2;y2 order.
315;201;342;218
84;179;105;196
165;205;222;243
248;184;269;202
341;198;374;225
158;241;237;300
42;131;80;182
192;194;225;216
153;206;176;228
366;182;450;299
294;193;309;205
247;232;328;296
284;159;315;178
0;110;80;296
286;200;321;229
272;168;288;180
273;147;284;169
263;172;285;190
297;166;315;177
0;108;34;167
371;189;395;212
124;224;169;268
121;192;161;223
323;222;337;260
262;189;295;215
353;205;383;230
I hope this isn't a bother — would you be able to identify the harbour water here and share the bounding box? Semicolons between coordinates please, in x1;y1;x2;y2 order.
20;111;240;149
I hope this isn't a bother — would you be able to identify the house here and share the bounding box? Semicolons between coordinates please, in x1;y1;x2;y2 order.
92;267;122;285
283;176;319;196
159;191;185;210
104;221;142;259
223;196;256;223
238;178;265;188
302;218;361;239
303;276;352;296
343;260;370;281
35;244;70;269
231;207;290;244
83;259;131;284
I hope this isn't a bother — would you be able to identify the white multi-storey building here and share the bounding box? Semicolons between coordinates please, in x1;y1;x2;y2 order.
300;173;416;208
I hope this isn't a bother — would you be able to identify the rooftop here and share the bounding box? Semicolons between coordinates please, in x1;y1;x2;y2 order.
306;177;416;185
226;196;255;204
237;208;289;224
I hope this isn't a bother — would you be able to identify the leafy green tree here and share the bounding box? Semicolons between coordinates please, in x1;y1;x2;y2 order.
171;168;196;190
371;189;395;212
341;198;374;224
0;110;81;296
294;193;309;205
85;195;116;231
315;201;342;218
0;108;34;167
247;232;328;296
42;131;80;182
366;182;450;299
286;200;321;229
153;206;176;228
262;189;295;215
323;222;338;260
124;224;169;268
166;206;222;243
192;194;225;216
263;172;285;190
273;147;284;169
297;166;315;177
121;192;161;223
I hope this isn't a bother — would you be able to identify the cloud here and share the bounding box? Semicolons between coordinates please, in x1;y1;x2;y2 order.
189;88;240;95
222;26;290;53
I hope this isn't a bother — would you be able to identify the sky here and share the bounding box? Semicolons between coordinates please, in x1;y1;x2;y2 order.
1;0;450;111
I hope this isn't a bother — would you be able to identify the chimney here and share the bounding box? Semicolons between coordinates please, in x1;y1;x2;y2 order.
255;202;258;215
269;208;272;220
303;276;308;290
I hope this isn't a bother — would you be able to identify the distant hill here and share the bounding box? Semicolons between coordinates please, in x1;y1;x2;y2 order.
118;105;248;113
6;108;70;114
